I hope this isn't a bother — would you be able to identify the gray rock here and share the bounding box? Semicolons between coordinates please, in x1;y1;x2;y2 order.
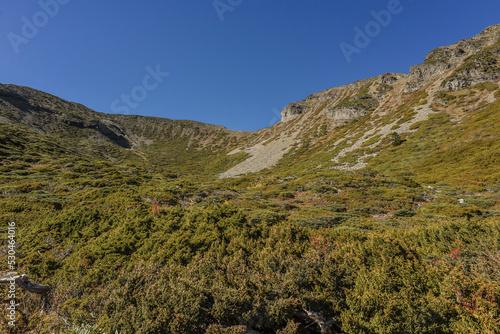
327;107;368;123
409;61;453;82
407;24;500;91
281;101;309;121
404;81;425;93
378;72;399;84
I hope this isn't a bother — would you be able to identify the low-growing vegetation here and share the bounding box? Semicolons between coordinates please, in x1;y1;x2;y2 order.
0;136;498;333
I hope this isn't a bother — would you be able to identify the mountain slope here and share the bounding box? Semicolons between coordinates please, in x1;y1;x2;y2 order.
0;84;250;174
220;24;500;183
2;24;499;182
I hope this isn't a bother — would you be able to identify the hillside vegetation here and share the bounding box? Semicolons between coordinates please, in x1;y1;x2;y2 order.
0;25;499;334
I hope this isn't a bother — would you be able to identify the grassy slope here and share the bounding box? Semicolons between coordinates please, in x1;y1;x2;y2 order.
368;87;500;189
0;122;499;332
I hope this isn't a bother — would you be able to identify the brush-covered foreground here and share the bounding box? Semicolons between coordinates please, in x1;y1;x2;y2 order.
0;122;499;333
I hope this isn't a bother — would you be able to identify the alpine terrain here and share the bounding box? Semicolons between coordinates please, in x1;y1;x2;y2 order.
0;24;499;334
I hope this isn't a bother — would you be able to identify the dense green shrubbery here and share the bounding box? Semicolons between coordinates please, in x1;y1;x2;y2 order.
69;324;120;334
393;208;417;217
474;81;499;91
0;153;498;333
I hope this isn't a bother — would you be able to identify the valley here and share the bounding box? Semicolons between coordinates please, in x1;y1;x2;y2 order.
0;24;499;334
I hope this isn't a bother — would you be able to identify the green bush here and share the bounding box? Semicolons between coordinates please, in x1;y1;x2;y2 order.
393;208;417;217
279;191;295;199
437;91;457;104
323;204;347;213
474;81;499;91
248;210;285;224
420;203;485;218
312;184;338;194
389;132;405;146
295;216;346;228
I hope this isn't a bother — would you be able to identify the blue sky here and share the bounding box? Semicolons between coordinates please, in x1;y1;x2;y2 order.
1;1;499;131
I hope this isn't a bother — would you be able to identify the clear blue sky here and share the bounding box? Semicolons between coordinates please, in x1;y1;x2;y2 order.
1;1;499;131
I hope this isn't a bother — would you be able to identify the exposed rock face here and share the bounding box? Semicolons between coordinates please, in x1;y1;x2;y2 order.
0;84;136;148
281;24;500;121
441;76;474;91
405;23;500;92
409;61;452;82
403;81;424;93
441;50;500;90
378;73;400;84
280;101;308;121
327;107;368;125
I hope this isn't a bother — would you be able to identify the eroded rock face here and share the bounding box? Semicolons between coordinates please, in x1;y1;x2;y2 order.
378;73;400;84
441;47;500;90
405;60;455;93
327;107;368;125
409;61;452;82
404;81;425;94
405;24;500;92
280;102;309;121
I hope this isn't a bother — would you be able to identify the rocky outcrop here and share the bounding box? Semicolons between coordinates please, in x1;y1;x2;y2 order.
280;101;309;122
378;73;401;84
441;45;500;90
327;107;368;125
409;61;452;82
405;24;500;92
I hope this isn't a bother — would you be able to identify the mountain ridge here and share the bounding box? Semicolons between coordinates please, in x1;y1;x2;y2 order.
0;82;251;174
219;23;500;178
1;24;499;181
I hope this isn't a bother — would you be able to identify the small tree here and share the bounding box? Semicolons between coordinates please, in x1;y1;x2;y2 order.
390;132;404;146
